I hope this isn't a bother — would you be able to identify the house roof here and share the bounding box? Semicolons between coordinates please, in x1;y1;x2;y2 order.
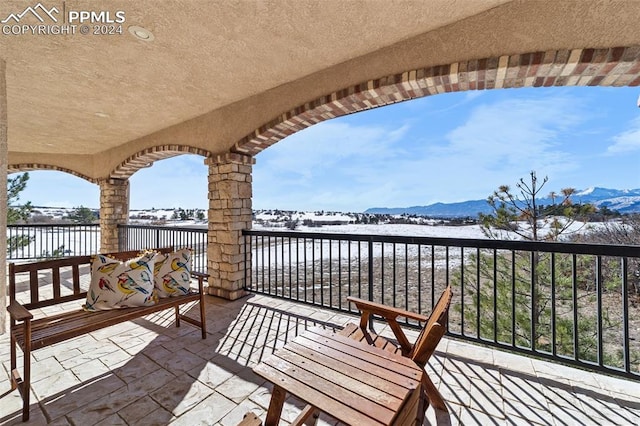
3;0;640;180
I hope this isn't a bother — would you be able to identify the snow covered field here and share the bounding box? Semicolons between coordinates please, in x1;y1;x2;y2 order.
8;218;608;261
255;222;489;238
253;219;607;240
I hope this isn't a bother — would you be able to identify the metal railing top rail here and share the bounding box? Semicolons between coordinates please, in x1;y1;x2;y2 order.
242;229;640;257
118;224;207;232
7;224;100;228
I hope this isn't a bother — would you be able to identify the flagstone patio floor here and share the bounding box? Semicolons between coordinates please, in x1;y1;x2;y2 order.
1;293;639;425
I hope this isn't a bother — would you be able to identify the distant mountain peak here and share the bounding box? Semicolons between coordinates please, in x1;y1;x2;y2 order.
366;187;640;217
575;187;595;196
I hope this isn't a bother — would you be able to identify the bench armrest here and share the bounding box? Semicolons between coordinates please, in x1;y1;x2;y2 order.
7;302;33;322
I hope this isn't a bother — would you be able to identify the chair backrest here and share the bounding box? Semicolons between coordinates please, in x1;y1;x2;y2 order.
409;285;452;368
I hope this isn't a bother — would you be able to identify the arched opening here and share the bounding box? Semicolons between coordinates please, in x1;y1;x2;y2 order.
11;170;99;213
110;145;212;180
6;170;100;259
253;85;639;215
233;47;640;158
128;154;209;225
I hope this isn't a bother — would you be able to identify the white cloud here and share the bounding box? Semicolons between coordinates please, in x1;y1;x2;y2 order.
424;90;485;116
253;93;596;211
607;117;640;154
419;95;584;194
257;120;409;177
254;120;413;210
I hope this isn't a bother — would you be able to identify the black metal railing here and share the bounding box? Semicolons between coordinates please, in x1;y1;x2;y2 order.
6;223;207;274
118;224;208;274
243;229;640;380
7;224;100;259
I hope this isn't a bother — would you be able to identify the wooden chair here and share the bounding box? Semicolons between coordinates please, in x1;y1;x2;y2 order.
237;411;262;426
341;285;453;415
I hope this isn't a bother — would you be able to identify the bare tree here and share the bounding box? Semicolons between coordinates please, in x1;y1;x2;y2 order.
479;170;592;241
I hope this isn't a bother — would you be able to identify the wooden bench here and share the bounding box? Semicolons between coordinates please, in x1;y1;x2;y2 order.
7;248;208;422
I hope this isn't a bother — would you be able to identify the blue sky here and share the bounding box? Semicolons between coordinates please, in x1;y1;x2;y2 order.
18;86;640;212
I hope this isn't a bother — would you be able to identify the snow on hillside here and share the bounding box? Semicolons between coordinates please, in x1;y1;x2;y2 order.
369;187;640;216
254;221;488;238
254;219;605;241
30;206;78;220
575;187;595;196
593;196;640;210
12;205;617;265
26;206;611;240
129;209;177;220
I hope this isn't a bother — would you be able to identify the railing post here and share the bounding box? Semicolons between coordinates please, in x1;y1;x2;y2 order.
368;236;374;329
117;225;124;251
368;236;374;302
243;232;249;290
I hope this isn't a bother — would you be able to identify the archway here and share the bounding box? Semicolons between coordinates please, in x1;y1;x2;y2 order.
233;47;640;157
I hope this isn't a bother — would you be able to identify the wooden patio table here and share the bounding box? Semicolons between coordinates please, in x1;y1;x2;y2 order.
253;326;424;425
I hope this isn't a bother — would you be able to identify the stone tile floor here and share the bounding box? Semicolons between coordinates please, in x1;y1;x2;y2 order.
1;293;639;425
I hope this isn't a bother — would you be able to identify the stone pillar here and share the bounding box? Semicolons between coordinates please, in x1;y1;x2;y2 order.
205;153;254;300
0;58;7;334
99;178;130;253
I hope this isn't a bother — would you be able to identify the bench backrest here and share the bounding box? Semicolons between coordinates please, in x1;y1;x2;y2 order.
8;248;173;310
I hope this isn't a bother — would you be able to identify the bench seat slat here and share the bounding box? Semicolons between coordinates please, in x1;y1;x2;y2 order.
12;293;201;351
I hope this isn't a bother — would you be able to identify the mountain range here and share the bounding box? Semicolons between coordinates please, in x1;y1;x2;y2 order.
365;187;640;217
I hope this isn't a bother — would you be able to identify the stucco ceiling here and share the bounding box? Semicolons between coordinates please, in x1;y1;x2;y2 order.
2;0;640;179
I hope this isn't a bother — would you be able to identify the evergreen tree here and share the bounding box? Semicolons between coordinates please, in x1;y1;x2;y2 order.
456;171;614;365
7;173;32;224
67;206;97;223
7;173;33;253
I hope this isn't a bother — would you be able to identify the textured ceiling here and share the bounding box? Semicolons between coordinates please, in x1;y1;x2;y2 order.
2;0;640;179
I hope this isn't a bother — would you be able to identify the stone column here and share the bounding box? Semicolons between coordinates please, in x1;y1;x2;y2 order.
205;153;254;300
99;178;130;253
0;58;7;334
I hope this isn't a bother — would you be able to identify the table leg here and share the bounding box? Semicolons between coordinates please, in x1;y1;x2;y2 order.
292;404;319;425
265;384;287;426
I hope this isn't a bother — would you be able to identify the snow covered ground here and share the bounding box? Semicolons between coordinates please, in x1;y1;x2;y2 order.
254;222;487;238
253;220;606;240
8;216;612;264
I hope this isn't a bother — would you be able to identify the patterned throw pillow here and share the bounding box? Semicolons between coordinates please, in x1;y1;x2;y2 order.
153;249;192;298
84;252;158;311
